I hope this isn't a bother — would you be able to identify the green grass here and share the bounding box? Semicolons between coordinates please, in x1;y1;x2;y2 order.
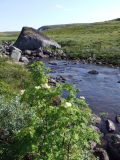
0;57;31;96
0;19;120;65
43;20;120;65
0;31;19;42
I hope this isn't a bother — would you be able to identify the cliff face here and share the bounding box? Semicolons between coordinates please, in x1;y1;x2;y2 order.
14;27;61;50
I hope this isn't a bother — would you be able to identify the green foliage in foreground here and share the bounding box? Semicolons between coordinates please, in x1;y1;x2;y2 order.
0;62;100;160
44;20;120;65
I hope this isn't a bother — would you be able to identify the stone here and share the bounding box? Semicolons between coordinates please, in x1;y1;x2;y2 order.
52;96;61;106
11;49;21;61
94;148;109;160
90;141;97;149
116;115;120;123
9;46;22;53
48;78;57;86
117;80;120;83
14;27;61;50
88;70;99;74
21;56;29;64
24;50;32;55
106;119;116;132
49;61;58;65
90;125;101;133
92;114;102;125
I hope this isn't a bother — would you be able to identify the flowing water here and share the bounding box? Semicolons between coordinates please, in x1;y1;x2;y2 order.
44;60;120;120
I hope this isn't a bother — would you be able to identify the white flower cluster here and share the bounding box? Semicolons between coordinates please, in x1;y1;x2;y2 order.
35;86;41;90
35;83;51;90
80;96;85;100
64;102;72;108
41;83;51;89
20;90;25;95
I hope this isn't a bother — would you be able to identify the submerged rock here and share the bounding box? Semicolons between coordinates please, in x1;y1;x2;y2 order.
88;70;99;74
14;27;61;51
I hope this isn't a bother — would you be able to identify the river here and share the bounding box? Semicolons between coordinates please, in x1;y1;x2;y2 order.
43;59;120;120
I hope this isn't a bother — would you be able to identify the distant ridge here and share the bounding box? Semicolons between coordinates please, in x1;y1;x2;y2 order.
38;18;120;32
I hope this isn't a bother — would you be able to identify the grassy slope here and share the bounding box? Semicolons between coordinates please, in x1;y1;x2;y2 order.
0;57;31;97
0;19;120;65
0;31;19;42
44;20;120;65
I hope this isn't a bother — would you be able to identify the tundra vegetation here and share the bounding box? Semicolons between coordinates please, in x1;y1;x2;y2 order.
0;57;100;160
1;19;120;65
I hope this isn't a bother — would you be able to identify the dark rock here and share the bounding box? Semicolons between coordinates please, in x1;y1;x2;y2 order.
56;75;66;83
117;80;120;83
48;78;57;86
94;148;109;160
14;27;61;51
106;134;120;159
52;96;61;106
88;70;99;74
49;61;58;65
106;119;116;132
116;115;120;123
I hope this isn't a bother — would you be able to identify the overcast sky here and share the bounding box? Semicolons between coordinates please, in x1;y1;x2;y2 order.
0;0;120;31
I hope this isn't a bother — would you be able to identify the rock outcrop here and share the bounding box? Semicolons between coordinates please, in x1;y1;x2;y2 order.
14;27;61;50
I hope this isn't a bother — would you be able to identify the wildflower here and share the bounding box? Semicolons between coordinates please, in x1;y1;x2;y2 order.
80;96;85;100
41;83;51;89
20;90;25;95
64;102;72;108
35;86;41;90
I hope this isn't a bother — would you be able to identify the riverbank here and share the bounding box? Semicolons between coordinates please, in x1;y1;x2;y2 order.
1;19;120;66
0;57;101;160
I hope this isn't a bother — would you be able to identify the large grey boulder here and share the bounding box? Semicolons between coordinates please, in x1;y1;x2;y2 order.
14;27;61;51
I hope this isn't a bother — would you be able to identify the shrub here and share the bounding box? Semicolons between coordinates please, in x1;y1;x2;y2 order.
0;62;100;160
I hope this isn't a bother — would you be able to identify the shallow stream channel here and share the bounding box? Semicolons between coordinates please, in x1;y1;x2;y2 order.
43;59;120;122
